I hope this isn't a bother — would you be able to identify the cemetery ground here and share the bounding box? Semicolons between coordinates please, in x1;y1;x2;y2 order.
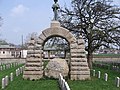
0;60;120;90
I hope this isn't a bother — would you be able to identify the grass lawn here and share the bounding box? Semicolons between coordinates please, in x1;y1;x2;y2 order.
5;75;60;90
0;62;60;90
67;67;120;90
1;61;120;90
0;64;23;89
93;54;120;58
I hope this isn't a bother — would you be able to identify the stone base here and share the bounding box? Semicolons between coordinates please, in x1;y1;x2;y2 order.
70;75;91;80
23;75;43;80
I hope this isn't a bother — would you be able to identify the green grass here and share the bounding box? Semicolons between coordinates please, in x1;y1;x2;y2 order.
1;61;120;90
5;75;59;90
0;64;23;89
0;62;60;90
67;67;120;90
93;54;120;58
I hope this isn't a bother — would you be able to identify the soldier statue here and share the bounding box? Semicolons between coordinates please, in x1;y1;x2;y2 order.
52;0;60;20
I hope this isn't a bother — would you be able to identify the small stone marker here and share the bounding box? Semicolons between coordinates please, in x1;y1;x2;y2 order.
5;75;8;86
11;63;12;68
116;77;120;87
3;65;5;70
18;68;20;75
98;71;101;78
104;73;108;81
20;67;23;74
93;70;95;76
0;66;2;71
2;78;5;89
10;73;13;81
16;69;18;76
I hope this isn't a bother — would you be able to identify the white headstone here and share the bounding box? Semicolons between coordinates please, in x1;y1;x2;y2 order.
10;73;13;81
116;77;120;87
3;65;5;70
16;69;18;76
93;70;95;76
11;63;13;68
20;67;23;74
2;78;5;89
18;68;20;75
5;76;8;86
104;73;108;81
98;71;101;78
0;66;2;71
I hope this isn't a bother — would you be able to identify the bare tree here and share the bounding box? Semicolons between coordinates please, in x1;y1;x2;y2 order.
59;0;120;68
24;32;38;49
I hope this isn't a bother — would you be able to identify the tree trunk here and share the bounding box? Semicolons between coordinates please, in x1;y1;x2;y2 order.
87;33;93;69
87;52;93;69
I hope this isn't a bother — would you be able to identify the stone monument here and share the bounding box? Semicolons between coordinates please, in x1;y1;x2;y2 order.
23;0;90;80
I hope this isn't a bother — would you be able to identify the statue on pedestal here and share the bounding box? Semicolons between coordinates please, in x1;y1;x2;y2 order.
52;0;60;21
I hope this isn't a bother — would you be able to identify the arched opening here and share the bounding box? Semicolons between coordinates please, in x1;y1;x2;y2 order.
43;36;70;59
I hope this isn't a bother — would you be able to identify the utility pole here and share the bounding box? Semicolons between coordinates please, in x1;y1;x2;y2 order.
21;35;23;58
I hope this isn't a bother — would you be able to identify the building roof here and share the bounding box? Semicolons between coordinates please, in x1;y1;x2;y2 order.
0;45;16;49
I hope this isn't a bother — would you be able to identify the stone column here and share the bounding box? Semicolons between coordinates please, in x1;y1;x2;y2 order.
23;38;43;80
70;38;90;80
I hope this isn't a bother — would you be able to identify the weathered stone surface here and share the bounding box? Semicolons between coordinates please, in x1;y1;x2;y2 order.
26;58;42;62
71;53;86;58
71;67;90;71
28;40;35;45
23;75;43;80
70;43;78;49
26;62;43;66
23;71;43;75
71;58;87;62
51;21;60;27
45;58;69;78
77;44;85;49
28;46;35;49
71;62;88;66
39;33;46;40
70;71;90;75
25;67;43;71
70;75;90;80
71;49;86;53
36;38;44;44
66;32;74;42
77;39;84;45
27;54;42;58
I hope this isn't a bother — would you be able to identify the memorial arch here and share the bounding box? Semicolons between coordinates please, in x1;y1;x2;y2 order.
23;21;90;80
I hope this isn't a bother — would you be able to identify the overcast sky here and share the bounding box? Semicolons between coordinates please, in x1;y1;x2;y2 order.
0;0;120;45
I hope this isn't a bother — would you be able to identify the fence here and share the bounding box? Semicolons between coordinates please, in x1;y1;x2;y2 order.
58;73;70;90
